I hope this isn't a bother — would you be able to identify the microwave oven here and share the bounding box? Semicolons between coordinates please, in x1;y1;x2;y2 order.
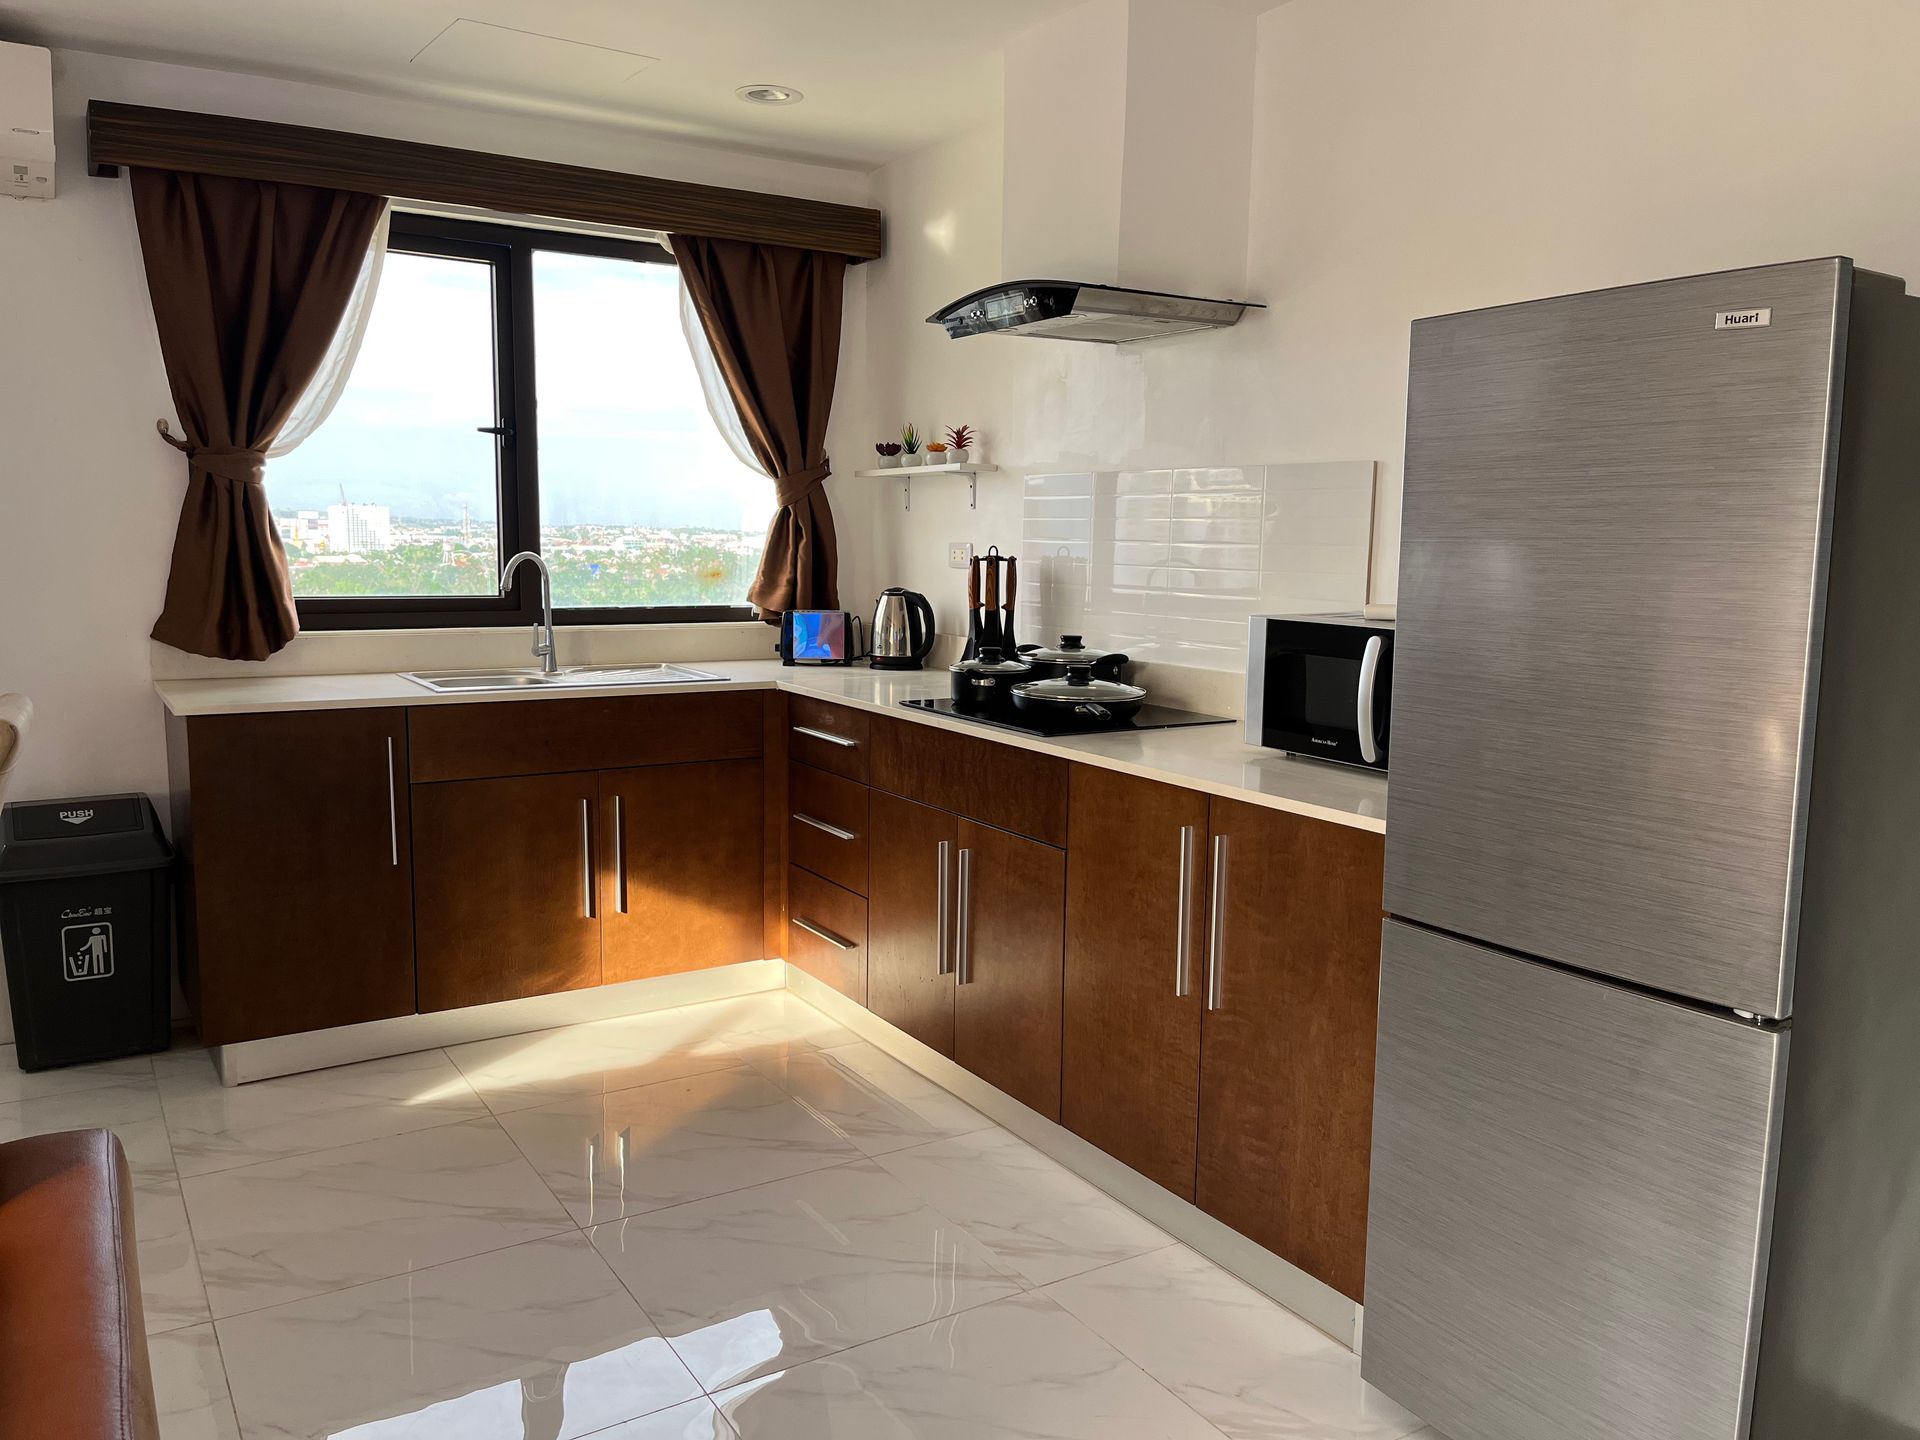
1245;614;1393;770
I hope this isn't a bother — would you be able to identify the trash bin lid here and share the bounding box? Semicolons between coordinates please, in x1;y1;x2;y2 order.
0;794;174;884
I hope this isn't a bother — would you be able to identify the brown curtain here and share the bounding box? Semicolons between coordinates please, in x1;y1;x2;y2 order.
673;234;848;616
130;168;386;660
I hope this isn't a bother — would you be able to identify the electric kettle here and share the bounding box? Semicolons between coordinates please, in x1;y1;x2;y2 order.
870;588;936;670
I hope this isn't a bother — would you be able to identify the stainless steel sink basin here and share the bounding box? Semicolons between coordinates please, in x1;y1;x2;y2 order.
402;663;729;694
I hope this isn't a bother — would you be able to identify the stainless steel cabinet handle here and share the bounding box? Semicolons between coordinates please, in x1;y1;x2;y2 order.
385;736;399;867
792;724;859;749
793;916;856;950
955;847;974;985
935;839;952;976
612;795;627;915
794;812;859;842
580;797;595;919
1175;824;1197;997
1206;833;1230;1011
1356;634;1384;765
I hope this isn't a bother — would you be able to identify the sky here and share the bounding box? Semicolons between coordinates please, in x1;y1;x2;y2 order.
268;247;776;533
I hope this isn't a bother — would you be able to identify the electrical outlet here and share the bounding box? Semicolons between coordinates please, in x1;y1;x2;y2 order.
947;541;973;569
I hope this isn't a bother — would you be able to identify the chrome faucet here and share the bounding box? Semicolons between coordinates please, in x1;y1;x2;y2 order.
499;551;560;675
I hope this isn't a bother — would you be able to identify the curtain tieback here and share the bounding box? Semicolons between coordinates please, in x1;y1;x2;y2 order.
773;461;831;508
155;420;267;485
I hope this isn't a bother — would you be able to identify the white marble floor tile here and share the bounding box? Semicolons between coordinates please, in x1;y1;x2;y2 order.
159;1048;490;1177
0;1043;154;1104
182;1117;574;1317
136;1168;214;1333
495;1067;861;1225
746;1041;993;1157
0;1072;163;1140
589;1158;1022;1390
876;1128;1174;1287
580;1398;739;1438
148;1323;242;1440
713;1290;1228;1439
445;1017;750;1116
217;1233;700;1440
1045;1246;1425;1439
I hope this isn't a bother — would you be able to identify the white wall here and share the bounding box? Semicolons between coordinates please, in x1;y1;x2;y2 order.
850;0;1920;638
0;46;873;1041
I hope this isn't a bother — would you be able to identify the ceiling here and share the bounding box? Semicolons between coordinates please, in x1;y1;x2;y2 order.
0;0;1139;169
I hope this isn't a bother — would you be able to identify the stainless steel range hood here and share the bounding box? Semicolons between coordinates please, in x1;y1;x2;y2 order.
928;280;1260;344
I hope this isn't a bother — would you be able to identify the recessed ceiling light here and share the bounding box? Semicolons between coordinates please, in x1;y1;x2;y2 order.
736;84;803;106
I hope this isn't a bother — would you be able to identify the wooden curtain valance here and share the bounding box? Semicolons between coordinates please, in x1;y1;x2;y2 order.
86;101;884;261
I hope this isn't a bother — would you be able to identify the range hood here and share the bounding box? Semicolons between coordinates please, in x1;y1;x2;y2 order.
928;280;1260;344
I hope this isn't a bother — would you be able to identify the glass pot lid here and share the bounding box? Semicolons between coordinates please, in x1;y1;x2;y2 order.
1013;663;1146;704
951;646;1034;675
1022;633;1123;664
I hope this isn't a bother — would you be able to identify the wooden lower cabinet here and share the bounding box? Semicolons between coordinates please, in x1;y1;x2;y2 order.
413;773;603;1011
954;820;1065;1119
787;866;867;1002
171;707;416;1047
865;791;958;1056
1060;766;1209;1197
602;759;764;983
1194;798;1386;1302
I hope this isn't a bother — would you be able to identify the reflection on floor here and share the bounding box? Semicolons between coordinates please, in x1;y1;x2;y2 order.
0;991;1440;1439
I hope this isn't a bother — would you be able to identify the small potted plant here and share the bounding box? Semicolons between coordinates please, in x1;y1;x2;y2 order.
874;441;903;469
925;441;949;465
900;423;922;463
945;425;975;465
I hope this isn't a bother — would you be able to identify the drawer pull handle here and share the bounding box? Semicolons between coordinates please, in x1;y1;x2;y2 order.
792;724;859;749
794;916;856;951
1206;833;1230;1011
581;798;596;920
936;839;952;976
794;812;859;842
385;736;400;868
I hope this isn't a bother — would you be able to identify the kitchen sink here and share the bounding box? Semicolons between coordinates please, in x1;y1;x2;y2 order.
402;663;730;694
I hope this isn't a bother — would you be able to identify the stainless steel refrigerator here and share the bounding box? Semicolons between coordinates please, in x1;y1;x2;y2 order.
1362;258;1920;1440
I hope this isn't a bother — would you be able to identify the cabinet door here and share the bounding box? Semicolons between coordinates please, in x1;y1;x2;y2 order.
1196;798;1385;1301
413;773;602;1011
1061;766;1208;1197
181;708;415;1046
954;820;1065;1119
866;792;957;1055
602;759;764;984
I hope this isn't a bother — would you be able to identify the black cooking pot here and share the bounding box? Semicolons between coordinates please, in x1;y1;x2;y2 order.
1009;663;1148;729
1017;634;1129;683
949;646;1034;712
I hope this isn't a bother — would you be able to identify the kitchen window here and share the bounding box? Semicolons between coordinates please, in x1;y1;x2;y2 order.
268;213;773;628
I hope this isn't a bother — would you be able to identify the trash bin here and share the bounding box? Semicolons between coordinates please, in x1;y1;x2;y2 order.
0;793;174;1071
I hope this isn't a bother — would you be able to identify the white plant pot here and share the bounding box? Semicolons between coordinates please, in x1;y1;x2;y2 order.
875;453;900;469
924;453;948;466
947;448;971;466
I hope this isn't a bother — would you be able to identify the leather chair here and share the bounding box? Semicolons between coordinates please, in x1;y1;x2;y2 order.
0;1129;161;1440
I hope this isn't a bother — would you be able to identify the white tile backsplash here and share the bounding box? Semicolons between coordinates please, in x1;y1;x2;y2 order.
1021;462;1375;672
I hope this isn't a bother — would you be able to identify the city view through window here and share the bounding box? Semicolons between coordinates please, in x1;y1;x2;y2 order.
268;242;775;610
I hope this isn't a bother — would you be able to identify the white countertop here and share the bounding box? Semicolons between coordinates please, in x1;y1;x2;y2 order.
154;660;1387;833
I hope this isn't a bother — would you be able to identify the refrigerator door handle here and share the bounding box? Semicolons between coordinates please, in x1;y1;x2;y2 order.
1357;633;1383;765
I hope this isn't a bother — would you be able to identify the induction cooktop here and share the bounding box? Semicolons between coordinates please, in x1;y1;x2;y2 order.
901;697;1235;738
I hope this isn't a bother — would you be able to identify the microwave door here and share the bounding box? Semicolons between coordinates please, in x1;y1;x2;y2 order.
1247;619;1387;766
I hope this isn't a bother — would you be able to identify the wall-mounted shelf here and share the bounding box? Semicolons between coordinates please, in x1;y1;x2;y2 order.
853;462;999;511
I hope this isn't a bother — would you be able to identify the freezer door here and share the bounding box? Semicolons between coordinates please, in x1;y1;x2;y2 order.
1362;920;1787;1440
1385;259;1851;1017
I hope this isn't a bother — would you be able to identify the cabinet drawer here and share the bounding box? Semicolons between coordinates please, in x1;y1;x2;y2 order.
787;866;867;1004
788;696;870;782
789;763;870;895
871;715;1069;846
408;692;763;782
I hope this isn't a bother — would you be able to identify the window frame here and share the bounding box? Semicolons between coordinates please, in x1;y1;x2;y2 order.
291;212;762;631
